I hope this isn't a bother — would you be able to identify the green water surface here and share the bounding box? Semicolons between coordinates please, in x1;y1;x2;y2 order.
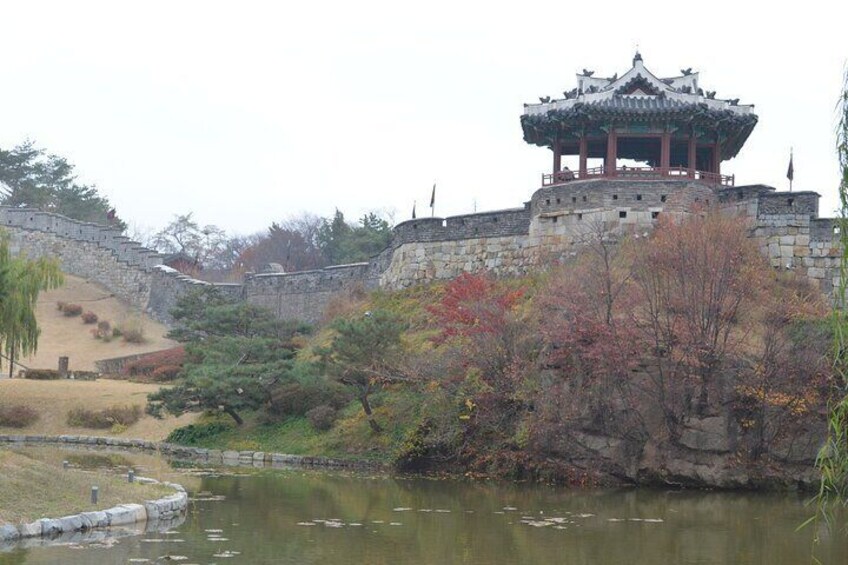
3;453;846;565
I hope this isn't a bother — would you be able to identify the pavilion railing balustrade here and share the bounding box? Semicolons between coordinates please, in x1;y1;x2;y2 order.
542;166;734;187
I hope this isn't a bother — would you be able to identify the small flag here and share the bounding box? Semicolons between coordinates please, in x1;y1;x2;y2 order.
786;150;794;182
430;183;436;208
412;201;416;219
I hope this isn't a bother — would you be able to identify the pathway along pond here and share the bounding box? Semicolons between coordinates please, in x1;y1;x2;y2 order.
1;447;846;565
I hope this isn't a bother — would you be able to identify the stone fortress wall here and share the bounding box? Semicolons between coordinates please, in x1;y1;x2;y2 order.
0;179;840;326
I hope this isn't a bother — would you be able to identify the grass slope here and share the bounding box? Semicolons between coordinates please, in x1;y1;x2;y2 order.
0;449;171;525
21;274;176;372
0;379;198;440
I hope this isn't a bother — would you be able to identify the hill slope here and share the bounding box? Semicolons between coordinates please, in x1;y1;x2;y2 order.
20;274;176;373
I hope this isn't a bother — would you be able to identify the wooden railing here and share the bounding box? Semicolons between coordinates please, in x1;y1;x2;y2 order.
542;166;734;187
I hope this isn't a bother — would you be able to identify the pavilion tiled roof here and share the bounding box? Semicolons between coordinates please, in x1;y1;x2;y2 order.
520;53;758;160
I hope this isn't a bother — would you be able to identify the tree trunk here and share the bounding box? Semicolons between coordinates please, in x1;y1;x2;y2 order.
224;406;244;426
359;394;382;433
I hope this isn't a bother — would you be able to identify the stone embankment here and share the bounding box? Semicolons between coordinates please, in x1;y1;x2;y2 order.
0;433;383;470
0;433;381;543
0;473;186;543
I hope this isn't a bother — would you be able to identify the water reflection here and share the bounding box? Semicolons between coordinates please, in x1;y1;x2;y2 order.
5;458;847;565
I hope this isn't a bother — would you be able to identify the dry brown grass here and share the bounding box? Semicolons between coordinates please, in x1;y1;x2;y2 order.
20;274;177;372
0;379;198;440
0;449;173;525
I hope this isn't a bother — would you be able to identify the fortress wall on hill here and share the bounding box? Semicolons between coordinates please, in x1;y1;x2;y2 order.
1;181;842;327
749;191;840;298
243;263;371;324
0;207;239;324
379;180;715;289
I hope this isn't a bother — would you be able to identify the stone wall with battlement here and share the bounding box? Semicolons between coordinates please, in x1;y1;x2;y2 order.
243;263;371;324
0;207;239;324
1;179;842;327
378;179;717;289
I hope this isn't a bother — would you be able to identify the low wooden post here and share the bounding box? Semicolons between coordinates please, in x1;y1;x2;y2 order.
91;486;99;505
58;357;69;378
128;469;135;483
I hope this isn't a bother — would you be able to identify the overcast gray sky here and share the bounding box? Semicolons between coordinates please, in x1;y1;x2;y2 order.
1;0;845;236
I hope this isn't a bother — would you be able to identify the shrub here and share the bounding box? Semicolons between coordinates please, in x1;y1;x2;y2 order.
67;404;142;429
56;301;67;311
265;381;351;421
166;422;232;445
118;317;145;343
0;404;39;428
23;369;61;380
151;365;182;381
123;346;185;377
62;303;83;317
306;405;337;431
92;320;112;341
81;311;98;324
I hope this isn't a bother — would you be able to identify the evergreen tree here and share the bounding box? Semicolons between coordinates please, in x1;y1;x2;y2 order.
317;310;406;432
317;210;392;265
147;288;310;425
0;141;125;230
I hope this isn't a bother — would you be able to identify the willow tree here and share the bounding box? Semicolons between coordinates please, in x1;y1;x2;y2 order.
808;70;848;550
0;231;63;371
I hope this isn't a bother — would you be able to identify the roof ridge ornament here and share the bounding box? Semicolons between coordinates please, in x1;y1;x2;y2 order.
633;51;643;66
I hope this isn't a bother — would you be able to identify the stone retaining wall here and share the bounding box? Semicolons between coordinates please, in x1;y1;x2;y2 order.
0;434;384;470
243;263;371;324
0;434;382;542
0;469;187;543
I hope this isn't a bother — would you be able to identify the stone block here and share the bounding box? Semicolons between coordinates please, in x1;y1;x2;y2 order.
768;243;780;257
105;504;141;526
0;524;20;541
57;515;84;533
79;511;109;528
679;416;730;452
39;518;63;537
18;521;41;538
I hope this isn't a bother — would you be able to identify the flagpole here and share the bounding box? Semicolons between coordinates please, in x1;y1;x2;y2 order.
789;147;794;192
430;182;436;218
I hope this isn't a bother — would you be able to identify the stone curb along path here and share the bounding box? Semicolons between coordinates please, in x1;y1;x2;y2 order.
0;433;382;542
0;433;384;470
0;474;187;543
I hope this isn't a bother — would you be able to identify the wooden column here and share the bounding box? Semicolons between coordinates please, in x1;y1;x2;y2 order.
553;138;562;175
605;130;617;177
712;142;721;175
660;132;671;176
687;135;697;178
579;137;588;177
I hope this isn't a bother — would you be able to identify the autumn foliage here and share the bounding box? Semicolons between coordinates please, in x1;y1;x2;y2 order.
426;272;524;344
122;346;186;381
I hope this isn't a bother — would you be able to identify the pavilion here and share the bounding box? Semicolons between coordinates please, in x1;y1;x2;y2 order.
521;53;757;187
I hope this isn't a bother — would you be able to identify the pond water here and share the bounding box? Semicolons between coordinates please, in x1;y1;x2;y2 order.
2;449;847;565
